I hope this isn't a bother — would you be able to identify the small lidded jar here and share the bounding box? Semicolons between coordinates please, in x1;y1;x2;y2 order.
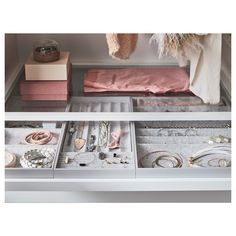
33;39;60;62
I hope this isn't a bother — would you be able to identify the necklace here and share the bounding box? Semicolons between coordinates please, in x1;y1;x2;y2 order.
98;121;110;148
188;145;231;168
74;121;86;150
67;122;76;146
72;152;96;167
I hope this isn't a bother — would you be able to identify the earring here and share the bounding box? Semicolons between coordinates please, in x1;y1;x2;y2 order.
108;130;123;150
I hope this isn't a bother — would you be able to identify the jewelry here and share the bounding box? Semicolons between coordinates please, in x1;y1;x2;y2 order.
139;151;183;168
74;138;86;150
72;153;96;166
98;121;110;147
74;122;86;150
120;156;130;164
5;150;17;168
188;145;231;168
136;98;204;107
64;156;70;164
67;122;76;146
20;148;55;168
154;128;198;137
25;130;53;145
105;157;122;164
102;155;130;166
206;135;231;145
98;152;106;160
86;135;96;152
167;129;183;136
207;158;231;167
33;39;60;62
153;154;183;168
185;127;198;136
108;130;123;150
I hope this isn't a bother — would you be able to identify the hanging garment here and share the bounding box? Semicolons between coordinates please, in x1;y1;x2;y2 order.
189;34;222;104
84;67;190;94
150;34;222;104
150;34;204;67
106;34;138;60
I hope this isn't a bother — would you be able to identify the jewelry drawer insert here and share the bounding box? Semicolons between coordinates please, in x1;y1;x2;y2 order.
54;120;134;178
132;96;230;112
70;97;131;112
134;120;231;178
5;121;64;178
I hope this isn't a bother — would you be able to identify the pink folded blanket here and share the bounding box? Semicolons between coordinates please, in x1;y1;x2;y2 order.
84;68;190;94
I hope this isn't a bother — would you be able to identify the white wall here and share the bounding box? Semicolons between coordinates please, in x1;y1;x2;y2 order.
16;33;177;65
5;34;19;80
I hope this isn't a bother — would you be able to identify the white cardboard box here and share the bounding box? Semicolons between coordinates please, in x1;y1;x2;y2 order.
25;51;70;81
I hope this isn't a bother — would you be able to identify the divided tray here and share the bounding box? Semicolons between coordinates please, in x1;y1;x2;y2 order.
54;121;135;179
134;120;231;178
5;123;64;178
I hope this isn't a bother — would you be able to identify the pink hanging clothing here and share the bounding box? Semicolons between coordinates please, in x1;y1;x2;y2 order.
84;68;190;94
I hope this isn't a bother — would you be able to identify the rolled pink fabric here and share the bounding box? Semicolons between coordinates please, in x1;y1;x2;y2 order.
84;68;190;94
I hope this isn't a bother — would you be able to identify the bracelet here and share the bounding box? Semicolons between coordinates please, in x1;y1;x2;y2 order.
5;150;17;168
20;148;55;168
25;130;53;145
140;150;183;168
153;154;183;168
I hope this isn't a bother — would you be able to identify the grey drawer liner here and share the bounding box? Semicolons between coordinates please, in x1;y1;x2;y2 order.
134;121;231;178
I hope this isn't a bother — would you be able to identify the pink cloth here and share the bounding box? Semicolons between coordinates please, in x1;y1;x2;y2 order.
84;68;190;94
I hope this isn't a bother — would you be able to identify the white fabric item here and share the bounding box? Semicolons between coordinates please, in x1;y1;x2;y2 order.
189;34;222;104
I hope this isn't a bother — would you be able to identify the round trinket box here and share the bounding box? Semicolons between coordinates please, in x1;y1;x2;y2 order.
33;39;60;62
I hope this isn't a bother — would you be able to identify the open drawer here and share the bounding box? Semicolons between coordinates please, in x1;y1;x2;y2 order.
4;67;232;182
134;120;231;178
5;121;65;178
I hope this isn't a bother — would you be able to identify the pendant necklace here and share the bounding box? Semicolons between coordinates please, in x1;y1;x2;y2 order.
74;121;86;150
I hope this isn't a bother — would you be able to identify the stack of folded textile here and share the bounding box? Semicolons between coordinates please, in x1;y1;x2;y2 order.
20;52;71;101
84;67;190;95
